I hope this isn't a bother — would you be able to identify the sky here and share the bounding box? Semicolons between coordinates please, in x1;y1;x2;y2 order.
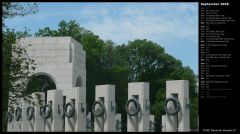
5;2;199;74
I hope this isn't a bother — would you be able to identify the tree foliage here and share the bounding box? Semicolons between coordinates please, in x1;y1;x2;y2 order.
2;2;38;20
2;2;38;132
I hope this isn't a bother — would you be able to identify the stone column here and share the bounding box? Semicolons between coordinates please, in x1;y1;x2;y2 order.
13;101;22;132
127;82;150;132
45;90;63;132
149;115;155;132
115;114;122;132
63;87;86;132
7;99;21;132
7;107;15;132
161;115;166;132
86;112;92;132
94;85;116;132
21;99;31;131
33;92;45;132
165;80;190;132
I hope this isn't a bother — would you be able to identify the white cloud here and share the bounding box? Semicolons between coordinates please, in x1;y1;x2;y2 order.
5;3;198;46
77;3;199;74
80;3;198;45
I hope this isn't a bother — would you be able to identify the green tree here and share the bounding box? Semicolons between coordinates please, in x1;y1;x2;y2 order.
2;2;38;26
124;39;198;131
101;39;198;130
2;2;38;131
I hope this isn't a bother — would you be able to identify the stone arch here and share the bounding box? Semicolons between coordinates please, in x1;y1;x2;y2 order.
27;72;57;91
75;75;83;87
26;72;57;102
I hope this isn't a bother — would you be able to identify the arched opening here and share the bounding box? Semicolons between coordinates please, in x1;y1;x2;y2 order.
26;73;56;103
75;75;83;87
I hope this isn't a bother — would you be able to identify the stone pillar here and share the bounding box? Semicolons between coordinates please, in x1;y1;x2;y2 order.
21;99;32;131
149;115;155;132
33;92;45;132
93;85;116;132
45;90;63;132
165;80;190;132
63;87;86;132
127;82;150;132
161;115;166;132
7;107;15;132
115;114;122;132
7;100;21;132
86;112;92;132
14;118;22;131
14;101;22;132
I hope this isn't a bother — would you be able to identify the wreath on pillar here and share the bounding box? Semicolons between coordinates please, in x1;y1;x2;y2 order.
40;103;52;119
86;118;93;129
149;121;155;131
164;97;180;115
116;119;122;130
92;99;105;117
26;106;35;121
125;97;140;116
64;102;75;118
15;107;22;121
8;109;14;122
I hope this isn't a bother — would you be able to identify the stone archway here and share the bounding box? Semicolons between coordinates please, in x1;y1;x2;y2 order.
26;72;57;102
19;37;86;89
